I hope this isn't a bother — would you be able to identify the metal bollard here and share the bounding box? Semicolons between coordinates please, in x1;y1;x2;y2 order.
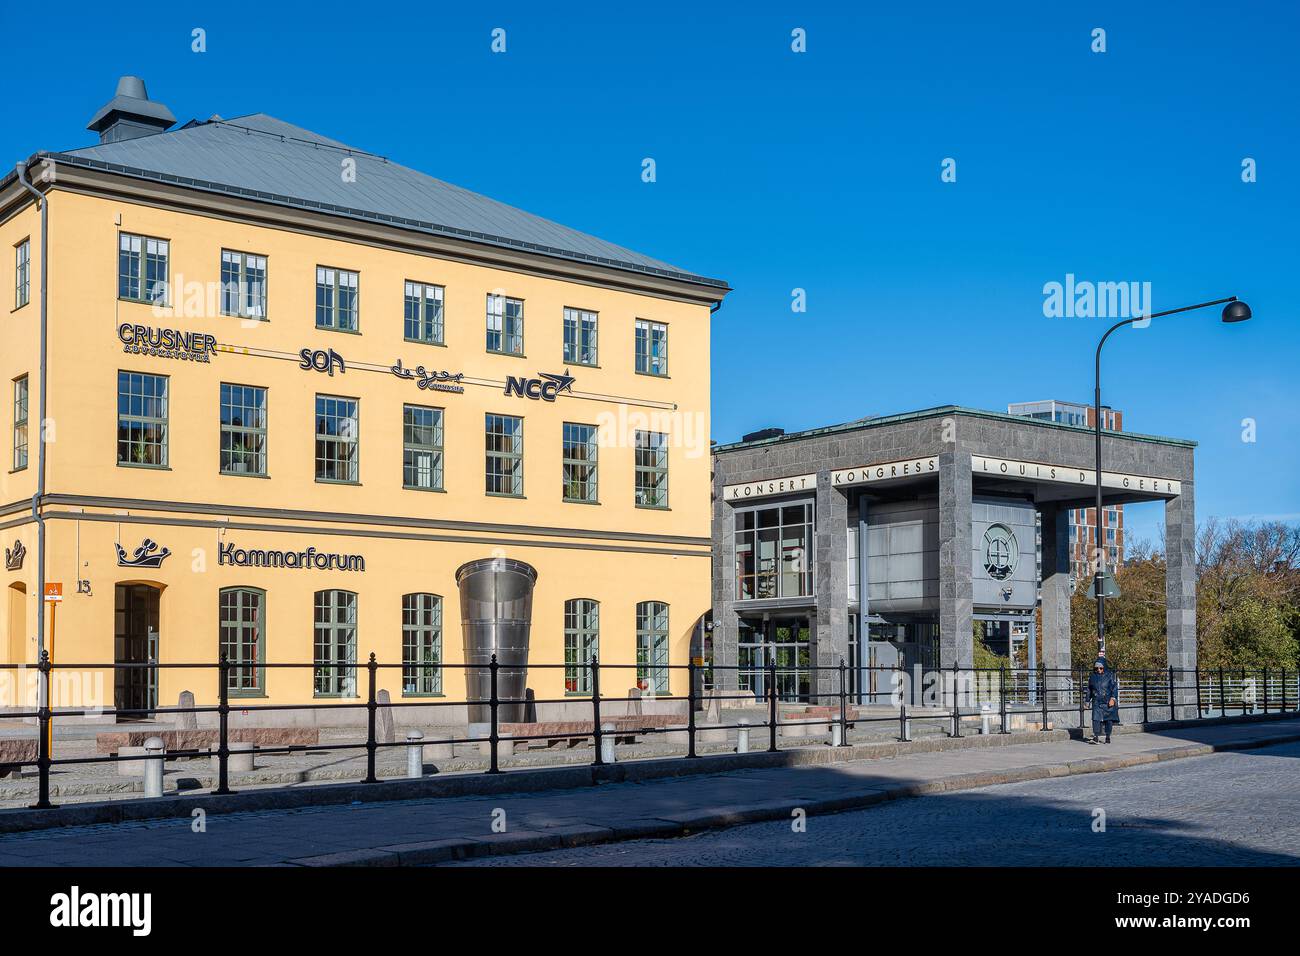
830;722;842;747
980;705;993;736
406;730;424;779
144;736;165;798
600;723;616;764
737;718;750;754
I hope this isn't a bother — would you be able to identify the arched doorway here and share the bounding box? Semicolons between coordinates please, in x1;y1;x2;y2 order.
115;583;160;720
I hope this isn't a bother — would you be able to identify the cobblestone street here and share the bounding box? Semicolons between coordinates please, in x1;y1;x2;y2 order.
454;740;1300;866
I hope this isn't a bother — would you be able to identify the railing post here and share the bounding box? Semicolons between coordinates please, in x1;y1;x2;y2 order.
590;655;603;766
1194;667;1203;719
30;651;53;810
686;656;698;758
999;664;1008;735
212;652;233;795
767;660;779;752
1262;666;1269;716
1242;668;1249;716
950;659;961;738
1077;665;1085;733
899;699;908;742
364;652;378;783
1141;672;1149;724
488;654;501;774
837;658;850;747
1282;667;1289;713
1218;666;1226;718
1039;662;1048;731
1168;664;1176;721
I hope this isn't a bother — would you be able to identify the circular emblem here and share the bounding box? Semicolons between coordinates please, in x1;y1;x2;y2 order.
983;523;1018;580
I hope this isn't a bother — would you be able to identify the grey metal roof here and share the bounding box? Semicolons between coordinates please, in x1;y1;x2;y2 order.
713;406;1196;452
47;114;727;289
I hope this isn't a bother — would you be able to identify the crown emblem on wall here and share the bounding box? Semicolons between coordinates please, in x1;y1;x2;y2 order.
116;538;171;569
4;540;24;571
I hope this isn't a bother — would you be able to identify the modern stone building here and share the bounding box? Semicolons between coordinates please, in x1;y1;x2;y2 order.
710;406;1196;704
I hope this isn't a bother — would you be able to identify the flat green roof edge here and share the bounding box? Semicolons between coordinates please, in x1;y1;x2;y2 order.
713;405;1197;453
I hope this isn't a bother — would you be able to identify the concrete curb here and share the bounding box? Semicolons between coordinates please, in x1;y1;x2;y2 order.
3;710;1297;837
275;722;1300;867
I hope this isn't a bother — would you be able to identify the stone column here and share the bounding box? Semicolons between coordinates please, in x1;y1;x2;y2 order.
1165;483;1197;718
1039;505;1075;725
813;472;849;703
710;467;739;692
938;448;973;669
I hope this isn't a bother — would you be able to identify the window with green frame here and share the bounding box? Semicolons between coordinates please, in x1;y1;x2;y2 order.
316;266;358;331
564;599;599;694
118;233;169;305
634;430;669;508
219;587;265;695
636;600;669;694
404;281;445;344
313;589;357;697
563;307;598;366
402;593;443;696
562;422;598;503
12;375;28;472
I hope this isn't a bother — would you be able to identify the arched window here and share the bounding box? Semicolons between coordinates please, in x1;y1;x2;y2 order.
402;593;443;696
314;589;357;697
636;601;669;694
564;599;600;694
219;587;265;695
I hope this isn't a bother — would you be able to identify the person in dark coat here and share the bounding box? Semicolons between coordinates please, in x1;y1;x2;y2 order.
1086;657;1121;743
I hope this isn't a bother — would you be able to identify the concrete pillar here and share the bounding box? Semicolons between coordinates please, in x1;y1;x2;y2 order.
1039;505;1075;725
1165;484;1198;717
938;448;974;669
814;472;849;703
711;470;740;693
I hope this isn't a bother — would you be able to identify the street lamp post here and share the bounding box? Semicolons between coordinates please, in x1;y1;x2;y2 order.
1092;296;1251;657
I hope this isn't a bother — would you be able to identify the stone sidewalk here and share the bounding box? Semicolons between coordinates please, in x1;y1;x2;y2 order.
0;718;1296;866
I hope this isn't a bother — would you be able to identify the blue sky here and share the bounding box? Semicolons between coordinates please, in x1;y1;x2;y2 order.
4;1;1295;544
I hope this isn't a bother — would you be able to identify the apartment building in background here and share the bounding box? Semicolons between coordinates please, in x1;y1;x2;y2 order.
1007;399;1125;589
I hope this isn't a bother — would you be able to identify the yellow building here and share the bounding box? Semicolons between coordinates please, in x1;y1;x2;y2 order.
0;77;728;725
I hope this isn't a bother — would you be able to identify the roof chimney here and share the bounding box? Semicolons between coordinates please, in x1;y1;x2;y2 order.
86;76;176;144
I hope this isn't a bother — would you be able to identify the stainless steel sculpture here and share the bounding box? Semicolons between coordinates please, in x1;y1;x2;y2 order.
456;557;538;723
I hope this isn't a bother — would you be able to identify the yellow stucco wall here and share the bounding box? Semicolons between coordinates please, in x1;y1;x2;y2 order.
0;185;715;717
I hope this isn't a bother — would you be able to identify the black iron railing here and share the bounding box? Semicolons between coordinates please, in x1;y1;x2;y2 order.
0;653;1295;811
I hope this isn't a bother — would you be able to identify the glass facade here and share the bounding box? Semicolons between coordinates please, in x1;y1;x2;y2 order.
734;501;814;600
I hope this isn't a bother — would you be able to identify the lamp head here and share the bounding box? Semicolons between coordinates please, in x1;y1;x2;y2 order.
1221;300;1252;323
